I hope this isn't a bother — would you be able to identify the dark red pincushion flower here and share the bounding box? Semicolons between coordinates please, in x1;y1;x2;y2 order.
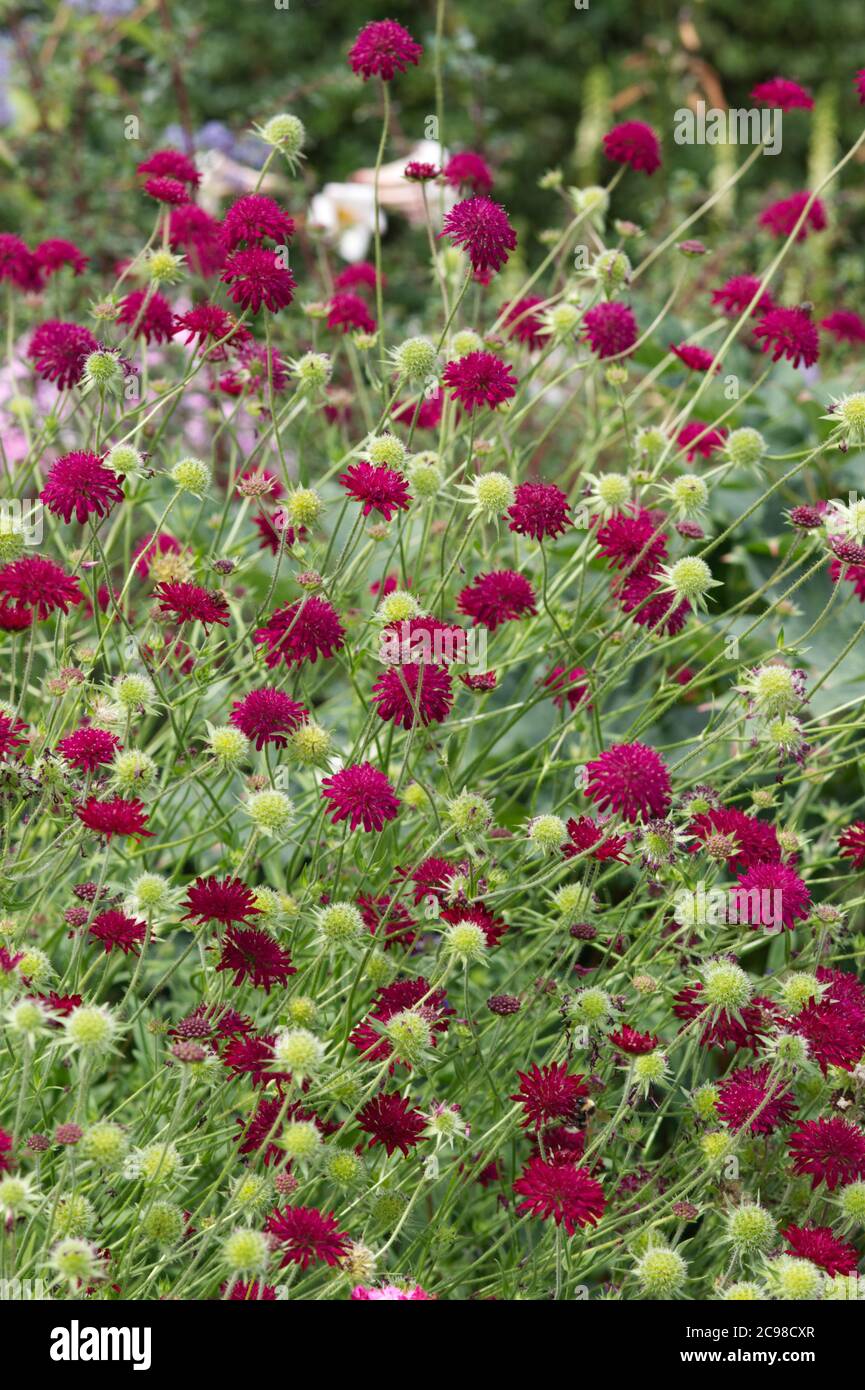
584;742;671;823
839;821;865;869
789;1117;865;1190
29;321;99;390
502;297;548;351
132;531;182;578
222;194;295;250
75;796;152;841
41;450;125;526
372;662;453;729
671;342;717;372
440;900;509;948
357;1091;426;1156
751;78;814;110
395;856;460;906
442;351;517;413
831;556;865;600
511;1062;589;1130
327;291;377;335
404;160;440;182
610;1026;660;1055
382;615;468;666
173;1002;252;1044
675;420;728;460
444;151;494;193
759;191;826;241
392;390;443;430
733;861;811;930
544;665;590;712
334;261;381;293
583;301;638;358
144;175;190;205
710;274;774;318
266;1205;349;1268
348;19;422;81
154;581;229;629
89;910;147;956
562;815;630;863
237;1095;310;1165
254;596;345;669
57;726;121;772
784;968;865;1075
137;148;200;188
602;120;661;175
0;600;32;631
753;306;820;367
0;556;82;621
224;1281;276;1300
339;461;411;519
440;196;517;277
513;1158;605;1233
222;1034;288;1087
221;248;296;314
508;481;570;540
173;303;245;353
0;712;27;760
229;688;307;750
821;310;865;344
0;1127;12;1171
674;984;777;1054
0;232;41;291
216;926;295;993
688;806;782;871
117;289;176;344
457;569;537;629
717;1063;797;1134
182;875;261;928
782;1225;858;1276
321;762;400;832
357;896;417;950
595;507;667;575
168;204;225;276
617;572;691;637
33;239;88;279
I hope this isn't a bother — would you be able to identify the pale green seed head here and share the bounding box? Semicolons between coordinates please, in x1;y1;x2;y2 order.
286;721;332;765
284;487;323;528
291;350;331;391
171;456;210;497
207;724;250;768
104;444;145;477
407;454;442;499
141;1201;184;1246
367;433;407;469
258;113;306;160
768;1255;824;1301
726;1202;776;1254
725;427;765;470
114;672;156;712
443;920;487;965
472;471;515;518
392;336;438;383
633;1245;688;1298
317;902;364;948
272;1027;325;1080
527;814;567;852
246;789;294;837
64;1004;121;1053
446;788;493;836
80;1121;128;1169
111;748;158;794
222;1227;270;1272
703;960;752;1012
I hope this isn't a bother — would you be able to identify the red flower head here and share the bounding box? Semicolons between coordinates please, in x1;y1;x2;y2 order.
602;120;661;175
396;856;460;906
154;581;229;629
710;274;774;318
717;1063;797;1134
357;1091;426;1156
584;742;671;823
254;596;345;669
89;910;147;956
321;762;400;832
617;572;691;636
0;601;32;632
222;194;295;250
444;151;494;193
543;665;590;712
781;1225;858;1276
595;507;667;575
753;306;820;368
688;806;782;872
34;239;89;279
132;531;182;579
75;796;152;841
404;160;440;182
41;451;124;526
562;815;630;863
501;297;549;352
224;1281;277;1300
583;301;638;358
183;875;261;928
216;926;295;993
783;967;865;1075
143;176;189;205
457;569;537;630
29;321;99;390
168;204;225;276
511;1062;589;1130
670;342;718;373
673;984;776;1054
513;1158;605;1234
0;712;27;760
229;688;307;749
440;196;517;277
357;896;417;950
372;663;453;729
334;261;381;293
0;232;41;291
220;248;296;314
821;310;865;345
57;726;121;773
751;78;814;111
508;481;570;540
327;291;377;335
442;350;517;412
137;148;200;188
339;460;411;519
348;20;422;81
732;861;811;930
174;303;245;353
0;556;82;621
839;821;865;870
266;1205;349;1268
675;420;727;460
117;289;176;344
789;1117;865;1190
610;1026;660;1055
759;191;826;241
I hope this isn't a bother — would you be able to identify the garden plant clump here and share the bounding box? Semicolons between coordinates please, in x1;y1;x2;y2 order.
2;12;865;1303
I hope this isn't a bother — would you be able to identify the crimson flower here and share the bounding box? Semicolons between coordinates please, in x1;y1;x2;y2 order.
154;581;229;629
781;1225;858;1276
348;20;422;81
602;120;661;175
254;596;345;669
229;688;307;749
671;342;717;373
595;507;667;575
751;78;814;110
339;461;411;519
716;1063;797;1134
0;232;40;290
821;310;865;345
168;204;225;276
789;1117;865;1190
327;291;377;334
710;274;774;318
222;194;295;250
372;663;453;728
583;301;638;358
132;531;182;578
675;420;727;460
117;289;176;344
440;196;517;277
29;321;99;391
513;1158;605;1233
357;1091;426;1156
266;1205;349;1268
501;297;549;351
321;762;400;832
183;876;261;928
440;900;508;948
753;306;820;367
839;821;865;870
508;482;570;540
687;805;782;871
56;726;121;772
759;191;826;241
0;556;82;621
673;984;777;1054
216;926;295;993
144;175;190;205
442;350;517;412
733;861;811;930
136;148;199;187
89;910;147;955
174;303;245;352
41;451;124;525
562;815;629;863
511;1062;589;1130
584;742;671;823
783;967;865;1075
610;1026;660;1055
457;569;537;629
543;665;591;712
33;239;88;279
0;712;27;760
334;261;381;293
75;796;152;841
444;151;494;193
220;248;296;313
